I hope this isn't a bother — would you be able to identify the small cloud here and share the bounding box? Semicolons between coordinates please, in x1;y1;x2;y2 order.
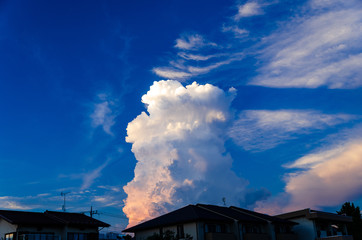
98;185;122;192
152;67;192;80
0;196;33;210
90;94;117;135
174;34;217;50
234;1;263;20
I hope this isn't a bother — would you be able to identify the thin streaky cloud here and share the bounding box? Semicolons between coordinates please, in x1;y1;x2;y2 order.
81;160;110;190
153;56;243;81
228;110;354;151
177;52;225;61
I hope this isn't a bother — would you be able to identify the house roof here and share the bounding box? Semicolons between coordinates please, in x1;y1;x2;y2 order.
275;208;353;223
45;211;110;227
229;206;297;225
196;204;266;223
123;203;296;233
123;204;234;232
0;210;61;226
0;210;110;227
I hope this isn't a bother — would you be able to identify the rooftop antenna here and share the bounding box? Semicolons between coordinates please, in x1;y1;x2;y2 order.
222;197;226;206
60;192;70;212
90;206;98;218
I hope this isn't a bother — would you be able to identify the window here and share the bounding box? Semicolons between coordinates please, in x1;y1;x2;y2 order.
5;233;14;240
177;225;184;239
67;233;88;240
244;224;262;234
18;233;57;240
205;223;227;233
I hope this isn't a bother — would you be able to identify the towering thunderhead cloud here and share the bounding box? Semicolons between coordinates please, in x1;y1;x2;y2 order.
123;80;248;227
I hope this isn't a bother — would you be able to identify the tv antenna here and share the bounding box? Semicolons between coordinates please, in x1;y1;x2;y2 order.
222;197;226;206
60;192;70;212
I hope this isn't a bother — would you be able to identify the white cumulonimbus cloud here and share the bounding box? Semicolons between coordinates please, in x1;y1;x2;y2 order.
123;80;251;227
228;110;353;151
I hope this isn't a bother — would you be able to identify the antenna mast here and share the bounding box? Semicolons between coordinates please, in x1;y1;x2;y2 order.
60;192;70;212
222;197;226;206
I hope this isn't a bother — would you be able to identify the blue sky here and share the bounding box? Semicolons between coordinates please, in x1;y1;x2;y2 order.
1;0;362;232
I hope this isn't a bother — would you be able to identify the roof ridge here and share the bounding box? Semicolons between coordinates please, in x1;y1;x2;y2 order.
196;204;237;221
230;206;272;223
44;211;69;224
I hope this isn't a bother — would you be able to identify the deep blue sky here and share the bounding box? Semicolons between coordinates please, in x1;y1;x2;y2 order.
1;0;362;232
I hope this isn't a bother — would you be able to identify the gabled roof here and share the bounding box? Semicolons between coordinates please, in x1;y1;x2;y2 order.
123;204;234;232
230;206;297;225
196;204;266;223
276;208;352;223
0;210;61;225
45;211;110;227
0;209;110;227
123;203;296;233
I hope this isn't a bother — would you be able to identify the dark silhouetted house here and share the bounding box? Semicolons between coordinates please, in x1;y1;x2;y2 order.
123;204;297;240
276;208;353;240
0;210;110;240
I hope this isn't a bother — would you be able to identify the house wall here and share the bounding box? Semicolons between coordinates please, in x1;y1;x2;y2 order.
17;225;99;240
135;228;160;240
184;222;197;239
134;222;198;240
0;220;17;240
17;225;63;236
288;217;316;240
265;223;276;240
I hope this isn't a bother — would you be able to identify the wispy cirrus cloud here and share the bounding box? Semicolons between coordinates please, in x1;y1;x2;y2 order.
152;31;245;81
222;25;249;38
228;110;354;151
174;34;217;50
177;52;226;61
90;93;117;135
250;0;362;89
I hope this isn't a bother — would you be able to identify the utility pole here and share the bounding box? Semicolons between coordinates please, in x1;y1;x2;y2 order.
61;192;70;212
